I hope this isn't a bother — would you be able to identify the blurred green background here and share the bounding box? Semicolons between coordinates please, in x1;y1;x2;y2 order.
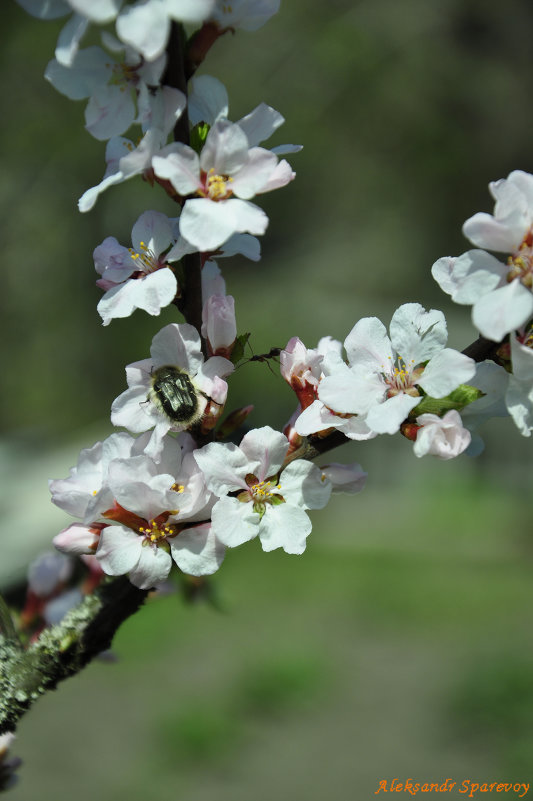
2;0;533;797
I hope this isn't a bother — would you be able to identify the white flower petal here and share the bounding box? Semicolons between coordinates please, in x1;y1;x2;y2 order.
258;503;311;555
236;102;284;147
418;349;476;398
431;250;504;305
239;426;288;479
365;392;420;435
194;441;251;495
188;74;228;126
170;523;225;575
211;495;259;546
390;303;447;364
280;460;331;510
128;543;172;589
97;525;143;575
179;197;268;251
472;280;533;341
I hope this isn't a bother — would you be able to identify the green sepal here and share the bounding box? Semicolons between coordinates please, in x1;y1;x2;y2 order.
410;384;485;418
231;332;251;364
190;122;210;154
270;494;285;506
253;501;265;520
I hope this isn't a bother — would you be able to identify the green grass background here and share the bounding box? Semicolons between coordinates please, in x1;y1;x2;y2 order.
2;0;533;797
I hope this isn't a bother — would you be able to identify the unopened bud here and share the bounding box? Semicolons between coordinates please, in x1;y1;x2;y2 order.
217;405;254;439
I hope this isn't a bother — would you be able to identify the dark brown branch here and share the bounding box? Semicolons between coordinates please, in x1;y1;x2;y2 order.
0;578;148;735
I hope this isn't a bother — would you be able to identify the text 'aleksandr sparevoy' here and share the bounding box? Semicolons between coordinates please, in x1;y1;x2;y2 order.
375;779;529;797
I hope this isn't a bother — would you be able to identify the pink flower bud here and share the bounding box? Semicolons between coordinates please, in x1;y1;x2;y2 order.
202;294;237;357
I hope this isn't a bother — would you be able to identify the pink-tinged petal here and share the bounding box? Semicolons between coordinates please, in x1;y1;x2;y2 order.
96;525;143;575
472;281;533;341
94;236;134;281
131;210;173;257
150;322;203;377
211;496;259;546
390;303;447;364
320;463;367;494
180;197;268;251
116;0;170;61
344;316;392;370
195;356;233;401
85;84;136;141
200;120;249;175
152;144;201;195
258;158;295;193
236;103;284;147
418;349;476;398
413;410;471;459
258;503;311;555
231;147;279;199
54;523;100;555
240;427;288;480
188;74;228;126
318;365;384;415
194;442;251;495
45;46;110;100
365;393;420;435
169;523;225;576
280;460;331;510
55;12;89;66
128;544;172;589
431;250;504;304
462;211;526;253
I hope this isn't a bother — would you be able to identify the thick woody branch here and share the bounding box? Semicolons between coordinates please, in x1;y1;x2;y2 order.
0;578;147;735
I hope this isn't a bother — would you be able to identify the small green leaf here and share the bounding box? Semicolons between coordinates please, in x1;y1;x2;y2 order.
190;122;210;154
411;384;485;417
230;332;251;365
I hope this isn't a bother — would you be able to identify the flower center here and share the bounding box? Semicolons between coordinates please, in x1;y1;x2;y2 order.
128;240;164;275
507;232;533;289
237;474;284;518
139;517;178;546
383;356;422;398
108;61;140;88
199;168;234;201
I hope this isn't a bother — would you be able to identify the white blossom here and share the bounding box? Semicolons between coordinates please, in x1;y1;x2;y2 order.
152;118;295;250
111;323;234;457
194;426;332;555
94;210;179;324
433;170;533;341
300;304;476;438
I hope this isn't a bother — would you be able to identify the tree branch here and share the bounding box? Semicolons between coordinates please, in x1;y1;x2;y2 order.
0;578;147;735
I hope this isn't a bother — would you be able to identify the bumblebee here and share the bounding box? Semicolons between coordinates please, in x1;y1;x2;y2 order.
149;365;204;427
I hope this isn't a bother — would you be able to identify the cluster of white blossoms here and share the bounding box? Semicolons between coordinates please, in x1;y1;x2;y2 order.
16;0;532;596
